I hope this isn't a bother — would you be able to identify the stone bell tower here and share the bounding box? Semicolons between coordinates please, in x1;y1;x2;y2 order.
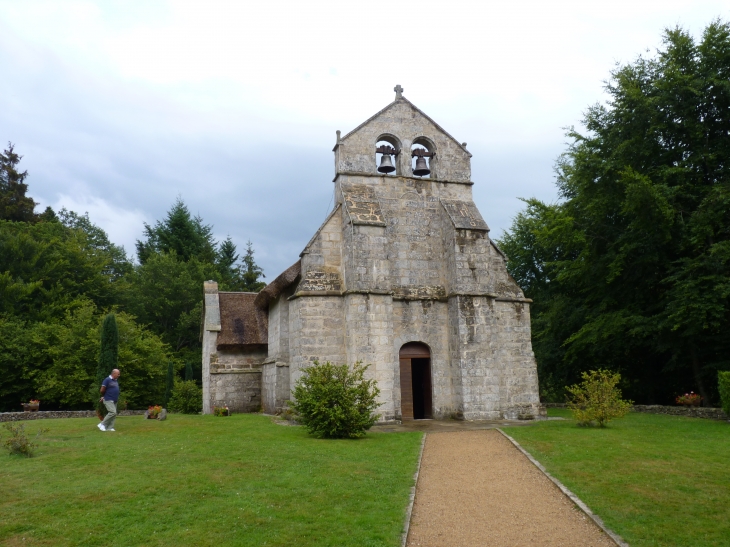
204;86;543;421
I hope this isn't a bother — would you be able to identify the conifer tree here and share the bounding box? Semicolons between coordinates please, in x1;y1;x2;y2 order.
164;361;174;407
0;143;37;222
240;240;266;292
185;361;193;382
135;198;216;264
97;314;119;383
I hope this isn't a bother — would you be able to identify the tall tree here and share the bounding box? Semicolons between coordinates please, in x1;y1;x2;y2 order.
498;21;730;405
125;251;218;356
98;314;119;380
58;208;131;281
240;240;266;292
136;198;216;264
164;361;174;407
0;143;37;222
0;219;123;321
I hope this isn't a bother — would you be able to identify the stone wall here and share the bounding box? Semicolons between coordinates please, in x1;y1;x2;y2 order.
201;281;221;415
261;362;290;414
545;403;728;420
632;405;728;420
287;296;346;388
345;293;397;420
392;300;453;419
0;410;146;422
208;348;266;413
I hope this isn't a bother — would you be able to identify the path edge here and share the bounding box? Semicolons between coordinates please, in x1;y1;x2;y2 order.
401;432;427;547
496;428;629;547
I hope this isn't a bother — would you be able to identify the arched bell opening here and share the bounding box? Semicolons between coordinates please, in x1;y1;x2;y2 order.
399;342;433;420
375;134;401;176
410;137;436;178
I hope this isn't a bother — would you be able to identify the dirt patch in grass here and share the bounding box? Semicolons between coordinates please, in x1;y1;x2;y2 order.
406;430;615;547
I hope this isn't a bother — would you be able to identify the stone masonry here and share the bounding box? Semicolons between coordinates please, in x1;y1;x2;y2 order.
203;87;543;421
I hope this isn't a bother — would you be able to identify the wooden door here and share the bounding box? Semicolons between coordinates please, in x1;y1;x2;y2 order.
399;343;432;420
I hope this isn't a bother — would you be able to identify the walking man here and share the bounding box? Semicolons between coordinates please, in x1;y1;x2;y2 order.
98;369;121;432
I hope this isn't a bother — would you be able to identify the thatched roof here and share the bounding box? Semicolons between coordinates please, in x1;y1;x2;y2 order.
216;292;268;350
254;260;301;310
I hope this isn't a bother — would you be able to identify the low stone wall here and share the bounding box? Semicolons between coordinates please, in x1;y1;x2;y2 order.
544;403;728;420
632;405;727;420
0;410;147;423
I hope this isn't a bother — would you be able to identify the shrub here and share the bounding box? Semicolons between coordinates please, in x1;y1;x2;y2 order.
213;405;230;417
168;379;202;414
718;371;730;416
289;361;381;439
2;423;49;457
566;369;632;427
675;392;702;406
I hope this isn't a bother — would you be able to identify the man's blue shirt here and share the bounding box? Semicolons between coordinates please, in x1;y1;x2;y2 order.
102;376;120;402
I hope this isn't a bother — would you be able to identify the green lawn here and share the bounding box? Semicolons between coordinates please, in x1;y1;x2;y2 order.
505;409;730;547
0;415;423;547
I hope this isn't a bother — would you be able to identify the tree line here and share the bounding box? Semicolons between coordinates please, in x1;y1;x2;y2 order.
0;144;265;411
498;21;730;405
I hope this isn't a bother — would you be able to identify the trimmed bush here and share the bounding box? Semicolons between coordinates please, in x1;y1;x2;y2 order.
289;361;380;439
566;369;632;427
718;371;730;416
168;379;202;414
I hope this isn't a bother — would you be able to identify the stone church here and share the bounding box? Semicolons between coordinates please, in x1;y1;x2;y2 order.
202;87;542;421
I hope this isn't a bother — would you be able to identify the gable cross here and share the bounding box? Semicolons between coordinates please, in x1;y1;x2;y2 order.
394;84;404;99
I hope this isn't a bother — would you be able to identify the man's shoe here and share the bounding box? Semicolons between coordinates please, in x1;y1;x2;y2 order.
107;428;115;431
97;423;106;431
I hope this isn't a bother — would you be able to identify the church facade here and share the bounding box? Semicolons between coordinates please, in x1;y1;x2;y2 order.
202;88;543;421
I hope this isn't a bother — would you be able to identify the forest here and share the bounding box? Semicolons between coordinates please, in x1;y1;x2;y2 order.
0;144;265;411
498;22;730;405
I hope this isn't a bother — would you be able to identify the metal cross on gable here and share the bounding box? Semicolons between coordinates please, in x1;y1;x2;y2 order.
394;84;404;99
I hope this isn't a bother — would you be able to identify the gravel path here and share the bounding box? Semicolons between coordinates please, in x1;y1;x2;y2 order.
406;430;616;547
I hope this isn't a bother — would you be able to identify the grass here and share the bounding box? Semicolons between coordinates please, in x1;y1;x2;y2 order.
505;408;730;547
0;414;423;547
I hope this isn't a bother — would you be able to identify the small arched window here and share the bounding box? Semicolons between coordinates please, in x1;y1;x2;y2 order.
375;134;401;176
411;137;435;178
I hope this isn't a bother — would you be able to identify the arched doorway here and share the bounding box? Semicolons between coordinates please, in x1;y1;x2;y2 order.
399;342;433;420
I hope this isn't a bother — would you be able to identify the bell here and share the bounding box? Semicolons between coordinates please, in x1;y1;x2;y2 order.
413;156;430;176
377;154;396;174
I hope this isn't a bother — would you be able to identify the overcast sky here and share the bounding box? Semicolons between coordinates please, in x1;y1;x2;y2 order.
1;1;727;278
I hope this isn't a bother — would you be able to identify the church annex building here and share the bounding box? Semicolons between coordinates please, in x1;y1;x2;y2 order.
202;87;542;422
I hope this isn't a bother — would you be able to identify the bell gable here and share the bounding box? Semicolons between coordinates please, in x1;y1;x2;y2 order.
333;87;472;183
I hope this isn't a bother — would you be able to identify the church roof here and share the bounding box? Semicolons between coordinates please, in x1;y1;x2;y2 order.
339;95;472;157
254;260;301;310
216;292;268;349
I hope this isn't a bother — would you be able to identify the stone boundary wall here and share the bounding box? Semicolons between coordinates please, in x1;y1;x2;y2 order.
544;403;728;420
0;410;147;423
632;404;727;420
